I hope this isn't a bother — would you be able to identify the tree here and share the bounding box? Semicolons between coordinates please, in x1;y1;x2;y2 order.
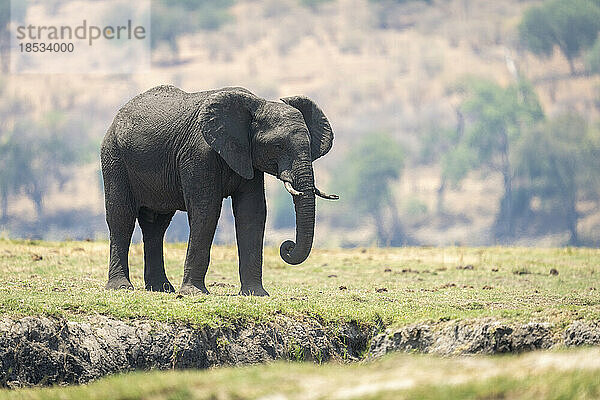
450;78;544;239
585;37;600;74
336;132;406;246
150;2;194;57
1;1;25;73
151;0;234;61
515;114;600;245
0;1;27;73
270;185;296;229
0;131;29;221
0;0;8;73
0;81;27;221
298;0;335;9
21;112;91;216
0;90;91;220
418;109;467;215
519;0;600;75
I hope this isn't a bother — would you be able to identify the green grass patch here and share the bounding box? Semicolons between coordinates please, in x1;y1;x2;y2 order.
0;239;598;327
2;348;599;399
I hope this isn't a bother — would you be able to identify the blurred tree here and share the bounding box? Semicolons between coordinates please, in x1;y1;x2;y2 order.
0;0;8;73
0;132;28;222
519;0;600;76
418;109;467;215
270;185;296;229
0;90;92;220
297;0;334;10
151;0;234;61
23;111;91;216
336;132;406;246
452;78;544;239
586;37;600;74
516;114;600;245
150;3;191;56
370;0;432;30
0;81;26;221
369;0;431;4
0;1;27;73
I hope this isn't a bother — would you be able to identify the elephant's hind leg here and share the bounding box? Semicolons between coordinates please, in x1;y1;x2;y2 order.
102;153;136;290
139;207;175;292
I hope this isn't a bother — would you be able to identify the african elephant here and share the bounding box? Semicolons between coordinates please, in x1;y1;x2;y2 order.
100;85;337;296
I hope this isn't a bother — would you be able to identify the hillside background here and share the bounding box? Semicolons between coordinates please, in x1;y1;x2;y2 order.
1;0;600;247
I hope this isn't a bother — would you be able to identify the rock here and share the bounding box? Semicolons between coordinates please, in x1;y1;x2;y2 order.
368;320;555;358
564;321;600;347
456;265;474;270
511;323;554;352
368;324;432;359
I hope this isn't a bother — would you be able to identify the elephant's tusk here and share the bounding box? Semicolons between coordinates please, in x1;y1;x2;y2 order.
284;181;304;196
314;187;339;200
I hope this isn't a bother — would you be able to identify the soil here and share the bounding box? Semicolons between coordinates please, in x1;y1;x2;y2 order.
0;316;599;387
0;316;369;387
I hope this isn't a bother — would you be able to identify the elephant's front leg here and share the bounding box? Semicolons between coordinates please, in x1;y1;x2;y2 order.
179;171;222;295
232;173;268;296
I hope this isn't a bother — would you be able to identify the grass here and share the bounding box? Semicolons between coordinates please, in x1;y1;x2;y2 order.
0;239;599;327
1;347;599;399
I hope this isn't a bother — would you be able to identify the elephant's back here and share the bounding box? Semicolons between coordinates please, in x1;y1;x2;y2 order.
117;84;237;124
114;85;196;142
110;85;252;151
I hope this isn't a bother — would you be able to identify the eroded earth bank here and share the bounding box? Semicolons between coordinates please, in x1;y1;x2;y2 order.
1;316;600;387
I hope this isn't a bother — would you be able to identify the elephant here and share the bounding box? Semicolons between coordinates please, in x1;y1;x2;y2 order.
100;85;338;296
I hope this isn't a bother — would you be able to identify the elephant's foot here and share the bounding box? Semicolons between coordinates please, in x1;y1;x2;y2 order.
239;285;269;296
145;278;175;293
105;276;134;290
179;282;209;296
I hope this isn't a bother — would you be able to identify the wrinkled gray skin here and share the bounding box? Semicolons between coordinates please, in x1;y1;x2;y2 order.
101;85;337;296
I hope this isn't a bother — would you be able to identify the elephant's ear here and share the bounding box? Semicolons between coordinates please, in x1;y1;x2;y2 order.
281;96;333;161
198;90;259;180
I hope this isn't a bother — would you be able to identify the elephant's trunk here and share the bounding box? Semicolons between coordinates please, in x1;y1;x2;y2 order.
280;162;315;265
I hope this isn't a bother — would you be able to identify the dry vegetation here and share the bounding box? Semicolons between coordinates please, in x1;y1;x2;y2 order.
2;0;600;245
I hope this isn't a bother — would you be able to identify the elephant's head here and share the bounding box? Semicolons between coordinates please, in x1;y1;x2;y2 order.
198;88;337;265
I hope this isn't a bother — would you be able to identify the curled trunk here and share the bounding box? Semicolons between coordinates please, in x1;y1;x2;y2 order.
280;162;315;265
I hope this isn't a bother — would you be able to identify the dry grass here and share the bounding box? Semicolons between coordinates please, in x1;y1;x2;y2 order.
0;239;598;327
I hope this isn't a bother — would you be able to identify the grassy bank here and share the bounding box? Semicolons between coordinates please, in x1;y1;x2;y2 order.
0;239;598;327
1;347;599;399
